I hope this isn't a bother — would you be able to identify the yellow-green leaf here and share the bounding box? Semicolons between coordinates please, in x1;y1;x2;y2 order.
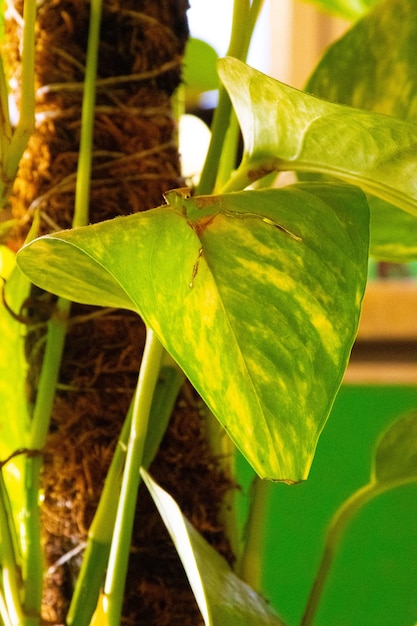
17;184;369;481
219;57;417;221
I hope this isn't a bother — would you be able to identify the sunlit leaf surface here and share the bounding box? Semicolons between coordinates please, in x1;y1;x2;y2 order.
219;57;417;222
17;184;369;481
306;0;417;260
141;469;285;625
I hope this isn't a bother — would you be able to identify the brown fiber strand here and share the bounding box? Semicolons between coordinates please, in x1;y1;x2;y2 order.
4;0;235;624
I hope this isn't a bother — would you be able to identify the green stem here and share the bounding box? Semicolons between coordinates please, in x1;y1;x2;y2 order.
204;409;240;559
20;456;42;622
20;0;102;612
66;407;132;626
102;328;164;626
73;0;102;228
29;301;70;450
0;474;25;625
67;361;184;626
195;86;233;195
219;157;278;193
214;111;240;192
247;0;264;43
236;476;269;591
300;481;385;626
196;0;264;196
6;0;36;188
17;299;69;621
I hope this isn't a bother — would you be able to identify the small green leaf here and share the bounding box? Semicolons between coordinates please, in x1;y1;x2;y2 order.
17;184;369;482
183;38;219;108
372;411;417;487
218;57;417;219
306;0;417;261
141;468;285;626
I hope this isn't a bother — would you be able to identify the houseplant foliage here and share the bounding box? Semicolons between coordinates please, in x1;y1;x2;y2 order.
16;182;370;482
1;0;417;624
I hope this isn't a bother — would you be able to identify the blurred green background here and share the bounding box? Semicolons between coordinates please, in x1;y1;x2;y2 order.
237;385;417;626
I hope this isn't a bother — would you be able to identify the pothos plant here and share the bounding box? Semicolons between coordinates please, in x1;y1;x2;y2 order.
1;0;417;624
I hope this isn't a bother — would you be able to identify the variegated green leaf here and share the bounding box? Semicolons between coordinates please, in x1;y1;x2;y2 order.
306;0;417;120
306;0;417;261
141;468;285;626
218;57;417;221
17;183;369;481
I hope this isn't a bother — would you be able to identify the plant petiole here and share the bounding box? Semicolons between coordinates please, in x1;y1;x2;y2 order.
300;480;386;626
97;328;164;626
236;475;269;591
5;0;36;198
196;0;264;196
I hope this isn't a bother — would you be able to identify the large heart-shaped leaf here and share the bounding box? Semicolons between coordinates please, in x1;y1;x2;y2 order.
219;57;417;221
17;183;369;481
306;0;417;260
141;468;285;626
